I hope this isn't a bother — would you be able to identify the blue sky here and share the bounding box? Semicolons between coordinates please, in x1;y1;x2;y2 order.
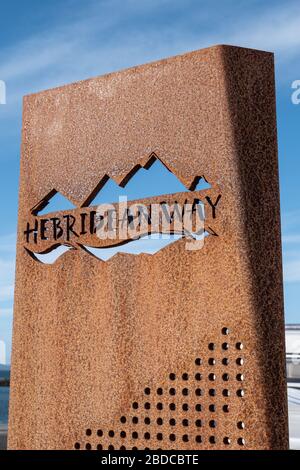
0;0;300;363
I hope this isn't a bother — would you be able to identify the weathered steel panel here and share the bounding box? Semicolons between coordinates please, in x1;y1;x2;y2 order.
8;45;288;449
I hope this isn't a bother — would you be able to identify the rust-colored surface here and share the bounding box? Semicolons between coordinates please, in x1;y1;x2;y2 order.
8;45;288;450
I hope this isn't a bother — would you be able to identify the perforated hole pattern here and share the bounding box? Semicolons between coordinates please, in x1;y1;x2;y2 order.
74;328;246;450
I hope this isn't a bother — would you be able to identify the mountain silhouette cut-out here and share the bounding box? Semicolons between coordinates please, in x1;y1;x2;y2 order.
31;189;76;216
30;154;211;215
26;153;216;263
81;231;210;261
83;154;211;207
26;245;74;264
27;230;210;264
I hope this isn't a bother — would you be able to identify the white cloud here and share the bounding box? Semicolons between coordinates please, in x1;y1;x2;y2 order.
0;233;16;254
282;210;300;233
283;257;300;283
0;242;16;302
282;207;300;283
228;2;300;60
0;285;14;302
0;340;6;365
0;308;13;318
0;0;299;118
283;235;300;244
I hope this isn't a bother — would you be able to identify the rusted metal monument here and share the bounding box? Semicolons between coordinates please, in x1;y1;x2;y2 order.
8;45;288;449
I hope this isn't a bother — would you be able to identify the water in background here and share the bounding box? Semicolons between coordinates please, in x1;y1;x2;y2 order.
0;387;9;427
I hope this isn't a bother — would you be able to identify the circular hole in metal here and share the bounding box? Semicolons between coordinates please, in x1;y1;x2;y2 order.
169;418;176;426
195;357;202;366
209;436;216;444
222;373;229;381
144;402;151;410
238;437;245;446
236;357;244;366
86;429;92;436
108;430;114;438
209;373;216;381
195;419;202;427
157;417;163;426
195;388;202;396
182;419;189;427
144;387;151;395
182;373;189;380
223;404;229;412
157;433;163;441
209;420;217;428
182;403;189;411
196;435;202;443
85;443;92;450
144;432;150;440
195;404;202;412
132;402;138;409
144;417;151;425
222;327;230;335
169;373;176;381
182;434;189;442
169;434;176;441
120;431;126;438
224;437;231;445
195;373;202;381
209;404;216;412
236;342;244;350
132;416;138;424
74;442;80;450
97;429;103;437
222;342;229;350
237;421;245;429
182;388;189;396
208;343;215;351
223;389;230;397
237;389;245;397
208;358;216;365
169;403;176;411
157;387;163;395
97;444;103;450
157;402;163;410
222;358;229;366
132;432;138;439
209;389;216;396
236;373;244;381
169;388;176;396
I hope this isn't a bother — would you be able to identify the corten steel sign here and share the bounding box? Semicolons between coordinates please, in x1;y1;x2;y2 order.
8;45;288;450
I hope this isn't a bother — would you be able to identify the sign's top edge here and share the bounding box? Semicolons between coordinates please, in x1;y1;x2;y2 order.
22;44;274;102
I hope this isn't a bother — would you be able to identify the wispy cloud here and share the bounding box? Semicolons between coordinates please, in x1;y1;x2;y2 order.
0;235;16;304
0;233;16;254
282;235;300;244
0;308;13;318
0;286;14;303
282;208;300;284
283;256;300;283
228;2;300;61
0;0;299;116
